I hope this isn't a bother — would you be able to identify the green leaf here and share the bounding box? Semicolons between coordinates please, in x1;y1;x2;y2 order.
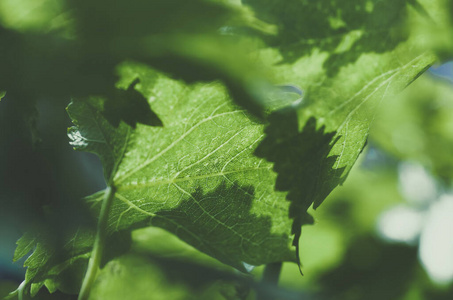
0;0;272;123
243;0;433;69
80;39;432;273
0;0;71;33
67;99;131;181
254;113;342;264
239;0;439;259
83;63;297;270
12;227;131;297
371;73;453;180
14;229;94;296
13;232;36;262
407;0;453;60
1;281;19;300
88;254;189;300
12;0;451;296
71;0;233;38
131;227;239;272
103;79;163;128
88;253;252;300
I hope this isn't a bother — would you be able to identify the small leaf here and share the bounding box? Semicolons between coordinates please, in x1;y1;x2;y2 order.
67;98;131;181
13;232;36;262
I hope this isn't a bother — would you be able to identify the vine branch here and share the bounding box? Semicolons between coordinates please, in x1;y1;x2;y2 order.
78;185;116;300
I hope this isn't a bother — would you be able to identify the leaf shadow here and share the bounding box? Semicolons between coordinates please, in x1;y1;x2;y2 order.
0;26;163;129
254;109;346;269
245;0;414;76
103;78;163;128
148;181;295;270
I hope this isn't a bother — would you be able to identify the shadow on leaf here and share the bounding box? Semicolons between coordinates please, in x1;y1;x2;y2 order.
103;78;163;128
148;181;294;270
244;0;416;76
254;109;346;269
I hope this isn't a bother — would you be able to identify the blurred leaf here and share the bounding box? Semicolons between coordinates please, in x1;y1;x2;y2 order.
318;235;418;300
0;0;272;121
407;0;453;60
0;0;72;34
12;229;93;296
1;281;19;300
88;253;252;300
12;228;130;296
131;227;236;272
327;166;403;230
13;232;37;262
371;74;453;181
88;254;189;300
245;0;411;71
275;160;405;292
70;0;232;38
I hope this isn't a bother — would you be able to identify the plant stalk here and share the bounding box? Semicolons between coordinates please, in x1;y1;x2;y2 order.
17;280;25;300
262;261;282;285
78;186;116;300
257;262;283;300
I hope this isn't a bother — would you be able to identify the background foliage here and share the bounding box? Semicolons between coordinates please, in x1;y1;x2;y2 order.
1;0;453;299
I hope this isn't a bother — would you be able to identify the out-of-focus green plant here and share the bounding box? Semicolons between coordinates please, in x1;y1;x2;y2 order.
371;74;453;182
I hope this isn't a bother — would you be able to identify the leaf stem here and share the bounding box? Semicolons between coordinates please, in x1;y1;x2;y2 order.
78;186;116;300
257;262;282;300
262;262;282;285
17;280;25;300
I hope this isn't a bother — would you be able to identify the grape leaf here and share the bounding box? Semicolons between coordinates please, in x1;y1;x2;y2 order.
76;43;432;272
67;98;131;181
87;253;253;300
0;0;71;33
244;0;422;70
11;64;296;296
0;0;273;124
12;0;450;296
239;0;438;265
254;113;344;265
131;227;238;272
82;63;297;269
10;227;130;297
370;74;453;181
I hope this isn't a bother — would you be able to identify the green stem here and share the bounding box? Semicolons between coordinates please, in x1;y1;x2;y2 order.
78;186;116;300
257;262;282;300
17;280;25;300
262;262;282;285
